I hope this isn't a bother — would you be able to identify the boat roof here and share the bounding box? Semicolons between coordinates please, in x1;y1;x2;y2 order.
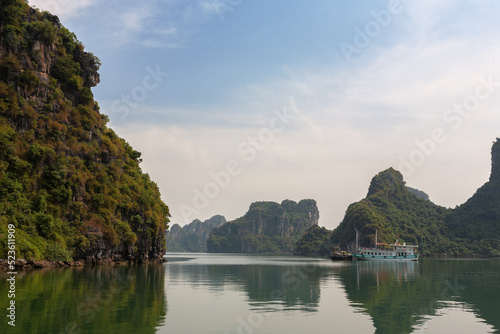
376;243;418;248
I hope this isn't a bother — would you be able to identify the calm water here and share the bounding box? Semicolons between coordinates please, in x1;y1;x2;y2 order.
1;254;500;334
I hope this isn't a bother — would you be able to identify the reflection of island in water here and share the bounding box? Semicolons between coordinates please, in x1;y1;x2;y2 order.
166;257;500;334
165;259;334;313
0;264;166;334
335;260;500;334
337;261;430;334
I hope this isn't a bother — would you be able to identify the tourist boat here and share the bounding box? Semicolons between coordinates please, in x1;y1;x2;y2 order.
351;229;419;261
352;242;419;261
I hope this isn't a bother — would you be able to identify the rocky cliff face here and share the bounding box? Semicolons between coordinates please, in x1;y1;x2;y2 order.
490;137;500;182
406;186;429;200
0;1;169;264
330;168;449;255
207;199;319;253
445;137;500;255
1;7;100;108
166;215;226;252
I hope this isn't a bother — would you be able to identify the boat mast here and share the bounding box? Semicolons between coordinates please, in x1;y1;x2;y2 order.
375;229;378;247
355;227;359;251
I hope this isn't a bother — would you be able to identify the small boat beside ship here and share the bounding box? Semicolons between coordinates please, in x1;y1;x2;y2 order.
330;246;352;261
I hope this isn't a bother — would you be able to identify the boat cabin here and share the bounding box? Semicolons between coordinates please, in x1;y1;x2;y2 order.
356;243;419;260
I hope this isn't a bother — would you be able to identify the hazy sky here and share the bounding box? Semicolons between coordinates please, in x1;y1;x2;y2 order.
30;0;500;229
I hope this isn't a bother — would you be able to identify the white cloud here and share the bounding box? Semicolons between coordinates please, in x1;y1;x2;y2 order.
143;27;182;49
28;0;96;19
102;1;500;229
107;1;216;49
198;0;220;15
30;0;240;49
120;9;151;32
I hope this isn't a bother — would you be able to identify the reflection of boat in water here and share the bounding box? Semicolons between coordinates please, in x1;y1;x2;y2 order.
354;260;419;290
355;260;419;278
352;242;419;261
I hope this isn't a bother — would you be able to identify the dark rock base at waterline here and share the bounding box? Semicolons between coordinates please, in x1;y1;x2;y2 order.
0;258;167;271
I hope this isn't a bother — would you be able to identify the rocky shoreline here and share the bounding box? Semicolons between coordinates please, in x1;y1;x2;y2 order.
0;258;167;271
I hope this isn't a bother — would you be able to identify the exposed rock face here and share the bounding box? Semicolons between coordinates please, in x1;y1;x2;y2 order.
0;1;169;264
490;138;500;182
2;8;99;107
207;199;319;254
446;137;500;253
166;215;226;252
406;186;430;200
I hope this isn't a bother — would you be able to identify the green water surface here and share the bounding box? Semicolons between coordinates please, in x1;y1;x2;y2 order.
1;255;499;334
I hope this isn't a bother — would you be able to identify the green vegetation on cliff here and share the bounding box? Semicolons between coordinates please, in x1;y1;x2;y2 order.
445;138;500;256
0;1;169;262
330;168;450;256
207;199;319;254
166;215;226;252
328;138;500;257
293;225;331;257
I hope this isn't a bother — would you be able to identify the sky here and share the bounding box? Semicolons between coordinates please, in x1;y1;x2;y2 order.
29;0;500;229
